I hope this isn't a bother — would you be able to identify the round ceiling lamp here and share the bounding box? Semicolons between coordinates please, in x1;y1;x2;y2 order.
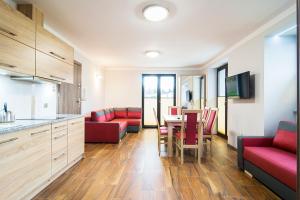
143;5;169;22
145;50;161;58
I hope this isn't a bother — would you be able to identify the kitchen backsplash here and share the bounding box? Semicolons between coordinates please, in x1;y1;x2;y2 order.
0;75;58;119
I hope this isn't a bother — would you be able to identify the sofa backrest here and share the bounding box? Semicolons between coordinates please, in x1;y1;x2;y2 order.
127;107;142;119
91;110;107;122
114;108;127;118
272;121;297;154
104;108;115;121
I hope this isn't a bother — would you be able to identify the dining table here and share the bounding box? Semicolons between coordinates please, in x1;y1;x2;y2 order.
163;114;203;157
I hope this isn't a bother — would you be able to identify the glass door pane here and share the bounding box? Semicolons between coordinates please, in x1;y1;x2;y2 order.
160;76;175;124
217;68;226;135
193;77;200;109
200;77;205;110
143;76;158;126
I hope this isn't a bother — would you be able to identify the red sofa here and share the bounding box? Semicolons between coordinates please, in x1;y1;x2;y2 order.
238;121;296;200
85;107;141;143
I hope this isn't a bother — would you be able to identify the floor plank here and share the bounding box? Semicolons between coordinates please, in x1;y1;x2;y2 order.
34;129;280;200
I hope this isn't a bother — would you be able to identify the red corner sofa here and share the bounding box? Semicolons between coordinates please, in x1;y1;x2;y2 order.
238;121;296;200
85;107;142;143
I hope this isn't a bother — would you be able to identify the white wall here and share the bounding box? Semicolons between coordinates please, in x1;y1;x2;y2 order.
104;69;201;108
264;36;297;135
0;75;57;119
200;8;296;147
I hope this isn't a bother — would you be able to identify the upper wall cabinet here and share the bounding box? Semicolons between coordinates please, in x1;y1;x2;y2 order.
0;1;35;48
36;26;74;65
0;33;35;75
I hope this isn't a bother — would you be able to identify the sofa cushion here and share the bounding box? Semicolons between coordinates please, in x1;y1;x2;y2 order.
91;110;107;122
273;121;297;153
111;119;127;132
127;107;141;119
244;146;296;190
126;119;141;126
114;108;127;118
110;108;115;119
104;108;114;121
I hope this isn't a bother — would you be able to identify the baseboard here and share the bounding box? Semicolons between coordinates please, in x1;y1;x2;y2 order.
227;143;237;151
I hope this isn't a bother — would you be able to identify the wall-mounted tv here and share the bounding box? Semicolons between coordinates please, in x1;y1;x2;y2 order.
226;71;250;99
186;90;192;102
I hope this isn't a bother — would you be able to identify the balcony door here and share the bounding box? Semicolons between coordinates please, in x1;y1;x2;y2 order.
200;76;206;110
217;64;228;138
142;74;176;128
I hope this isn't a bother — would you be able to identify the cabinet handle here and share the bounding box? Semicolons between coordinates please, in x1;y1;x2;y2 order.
71;121;82;125
0;27;17;37
54;133;67;140
30;129;49;136
54;153;65;161
0;63;17;68
50;75;66;81
54;124;67;129
0;137;18;145
49;51;66;60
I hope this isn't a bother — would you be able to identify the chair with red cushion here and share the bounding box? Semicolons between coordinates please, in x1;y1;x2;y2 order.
175;109;203;164
203;108;218;151
168;106;181;115
202;107;210;125
153;108;168;156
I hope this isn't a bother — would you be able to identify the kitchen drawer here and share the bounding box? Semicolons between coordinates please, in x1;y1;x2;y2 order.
36;26;74;65
52;148;67;176
68;117;84;131
52;121;68;133
52;129;68;154
0;33;35;75
0;1;35;48
36;51;74;84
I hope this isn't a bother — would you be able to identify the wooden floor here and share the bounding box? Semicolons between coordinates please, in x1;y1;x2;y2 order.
34;129;279;200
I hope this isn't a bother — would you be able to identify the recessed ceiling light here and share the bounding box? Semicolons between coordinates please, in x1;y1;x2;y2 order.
145;50;160;58
143;5;169;22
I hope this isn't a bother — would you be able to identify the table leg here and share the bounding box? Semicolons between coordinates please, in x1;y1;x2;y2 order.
167;125;173;157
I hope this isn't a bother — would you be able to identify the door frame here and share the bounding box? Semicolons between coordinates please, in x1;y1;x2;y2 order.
200;75;207;109
216;64;228;139
142;74;176;128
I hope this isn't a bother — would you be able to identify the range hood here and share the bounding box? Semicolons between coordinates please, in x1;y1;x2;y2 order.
10;76;61;84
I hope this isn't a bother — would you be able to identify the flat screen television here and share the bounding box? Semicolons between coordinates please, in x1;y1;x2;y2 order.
226;71;250;99
186;90;192;102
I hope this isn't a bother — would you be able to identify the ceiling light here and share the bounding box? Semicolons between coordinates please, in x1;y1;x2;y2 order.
145;51;160;58
143;5;169;22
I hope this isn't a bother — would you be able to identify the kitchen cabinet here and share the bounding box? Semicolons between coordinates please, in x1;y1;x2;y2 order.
0;33;35;75
36;50;74;84
51;121;68;175
0;1;35;48
0;125;51;200
36;26;74;65
68;117;84;163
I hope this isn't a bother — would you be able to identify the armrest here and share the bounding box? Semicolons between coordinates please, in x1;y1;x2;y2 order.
85;122;120;143
237;136;274;170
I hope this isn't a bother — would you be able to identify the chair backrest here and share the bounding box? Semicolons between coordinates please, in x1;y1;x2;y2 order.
181;109;202;145
153;108;161;135
202;107;210;122
205;108;218;133
168;106;181;115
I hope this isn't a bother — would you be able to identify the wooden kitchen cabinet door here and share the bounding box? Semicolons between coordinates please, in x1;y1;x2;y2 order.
36;50;74;84
36;25;74;65
0;33;35;75
0;1;35;48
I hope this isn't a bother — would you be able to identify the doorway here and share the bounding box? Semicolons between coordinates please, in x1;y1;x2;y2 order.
58;61;82;114
217;64;228;138
142;74;176;128
200;75;206;110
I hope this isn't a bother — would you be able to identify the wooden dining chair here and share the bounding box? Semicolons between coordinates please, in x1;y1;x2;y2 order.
168;106;181;115
203;108;218;151
153;108;168;156
175;109;203;164
202;107;210;125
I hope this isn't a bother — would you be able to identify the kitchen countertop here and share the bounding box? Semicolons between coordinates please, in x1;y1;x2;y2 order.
0;114;84;135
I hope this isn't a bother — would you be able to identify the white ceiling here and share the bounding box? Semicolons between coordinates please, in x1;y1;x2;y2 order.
22;0;295;69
